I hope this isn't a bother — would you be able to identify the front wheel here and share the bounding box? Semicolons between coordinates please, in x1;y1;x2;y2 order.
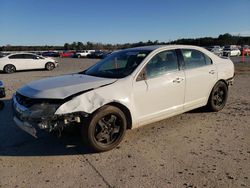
82;105;127;152
45;62;55;71
206;81;228;112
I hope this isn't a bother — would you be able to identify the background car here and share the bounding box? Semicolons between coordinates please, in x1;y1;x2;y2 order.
205;46;223;56
241;45;250;56
223;46;241;56
42;51;60;57
86;50;109;59
60;51;75;58
75;50;95;58
0;53;58;73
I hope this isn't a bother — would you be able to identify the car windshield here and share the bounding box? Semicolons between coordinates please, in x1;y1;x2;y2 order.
83;49;151;78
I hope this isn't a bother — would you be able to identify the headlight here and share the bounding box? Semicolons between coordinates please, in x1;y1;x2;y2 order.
29;103;61;119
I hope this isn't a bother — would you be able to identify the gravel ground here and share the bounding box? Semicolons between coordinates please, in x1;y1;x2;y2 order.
0;57;249;188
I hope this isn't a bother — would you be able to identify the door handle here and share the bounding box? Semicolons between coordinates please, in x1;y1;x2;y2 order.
173;77;184;83
209;70;215;74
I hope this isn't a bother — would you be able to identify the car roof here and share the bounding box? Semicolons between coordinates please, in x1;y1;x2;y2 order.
128;45;207;51
6;52;40;56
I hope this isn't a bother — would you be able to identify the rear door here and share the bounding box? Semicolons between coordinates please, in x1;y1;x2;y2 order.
8;54;28;70
179;49;217;110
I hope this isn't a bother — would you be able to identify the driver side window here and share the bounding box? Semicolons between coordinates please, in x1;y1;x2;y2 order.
138;50;179;80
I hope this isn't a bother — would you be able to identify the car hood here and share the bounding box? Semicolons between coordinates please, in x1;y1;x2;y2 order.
17;74;117;99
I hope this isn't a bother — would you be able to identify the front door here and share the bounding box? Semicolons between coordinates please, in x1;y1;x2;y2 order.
132;50;185;126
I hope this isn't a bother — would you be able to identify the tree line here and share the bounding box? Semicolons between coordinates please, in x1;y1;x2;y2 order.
1;33;250;52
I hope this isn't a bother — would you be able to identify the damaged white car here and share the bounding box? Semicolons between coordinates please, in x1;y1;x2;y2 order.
12;45;234;152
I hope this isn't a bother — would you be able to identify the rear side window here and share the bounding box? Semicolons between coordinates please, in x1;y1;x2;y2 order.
181;49;206;69
23;54;37;59
9;54;24;59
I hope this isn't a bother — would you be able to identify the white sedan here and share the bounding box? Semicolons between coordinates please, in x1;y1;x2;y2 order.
223;48;241;56
12;45;234;152
0;53;58;73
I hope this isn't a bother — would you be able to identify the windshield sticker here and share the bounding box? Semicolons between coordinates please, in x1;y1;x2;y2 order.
137;53;147;57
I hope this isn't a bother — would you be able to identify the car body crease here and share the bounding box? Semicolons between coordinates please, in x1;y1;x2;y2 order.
63;79;117;102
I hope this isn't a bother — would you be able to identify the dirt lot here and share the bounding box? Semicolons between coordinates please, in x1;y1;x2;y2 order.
0;57;249;188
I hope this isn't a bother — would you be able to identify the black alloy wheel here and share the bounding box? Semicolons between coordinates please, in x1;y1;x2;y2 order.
94;114;121;145
207;81;228;112
82;105;127;152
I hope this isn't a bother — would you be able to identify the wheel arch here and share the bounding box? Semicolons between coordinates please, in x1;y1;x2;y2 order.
216;79;228;87
105;102;133;129
45;61;53;66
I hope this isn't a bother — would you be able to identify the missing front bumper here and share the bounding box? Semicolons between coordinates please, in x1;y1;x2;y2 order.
12;93;87;138
14;116;38;138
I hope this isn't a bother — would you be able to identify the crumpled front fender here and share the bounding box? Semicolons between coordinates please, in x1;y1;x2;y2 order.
55;79;132;121
55;91;111;115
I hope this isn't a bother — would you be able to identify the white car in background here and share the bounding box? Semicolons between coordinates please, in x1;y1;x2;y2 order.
75;50;95;58
223;47;241;56
13;45;234;152
0;53;58;73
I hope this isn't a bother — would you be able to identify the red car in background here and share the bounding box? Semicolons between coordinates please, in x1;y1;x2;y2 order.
242;46;250;56
60;51;75;58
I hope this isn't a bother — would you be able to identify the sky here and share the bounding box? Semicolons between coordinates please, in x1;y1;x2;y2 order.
0;0;250;45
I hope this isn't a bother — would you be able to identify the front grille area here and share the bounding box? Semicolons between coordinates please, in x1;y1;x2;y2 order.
15;92;64;108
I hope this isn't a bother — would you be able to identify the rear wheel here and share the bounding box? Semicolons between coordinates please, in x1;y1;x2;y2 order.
4;64;16;73
82;105;127;152
45;62;55;71
206;81;228;112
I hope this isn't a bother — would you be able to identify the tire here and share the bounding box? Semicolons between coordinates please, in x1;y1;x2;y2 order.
82;105;127;152
78;55;81;58
45;62;55;71
206;81;228;112
4;64;16;73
